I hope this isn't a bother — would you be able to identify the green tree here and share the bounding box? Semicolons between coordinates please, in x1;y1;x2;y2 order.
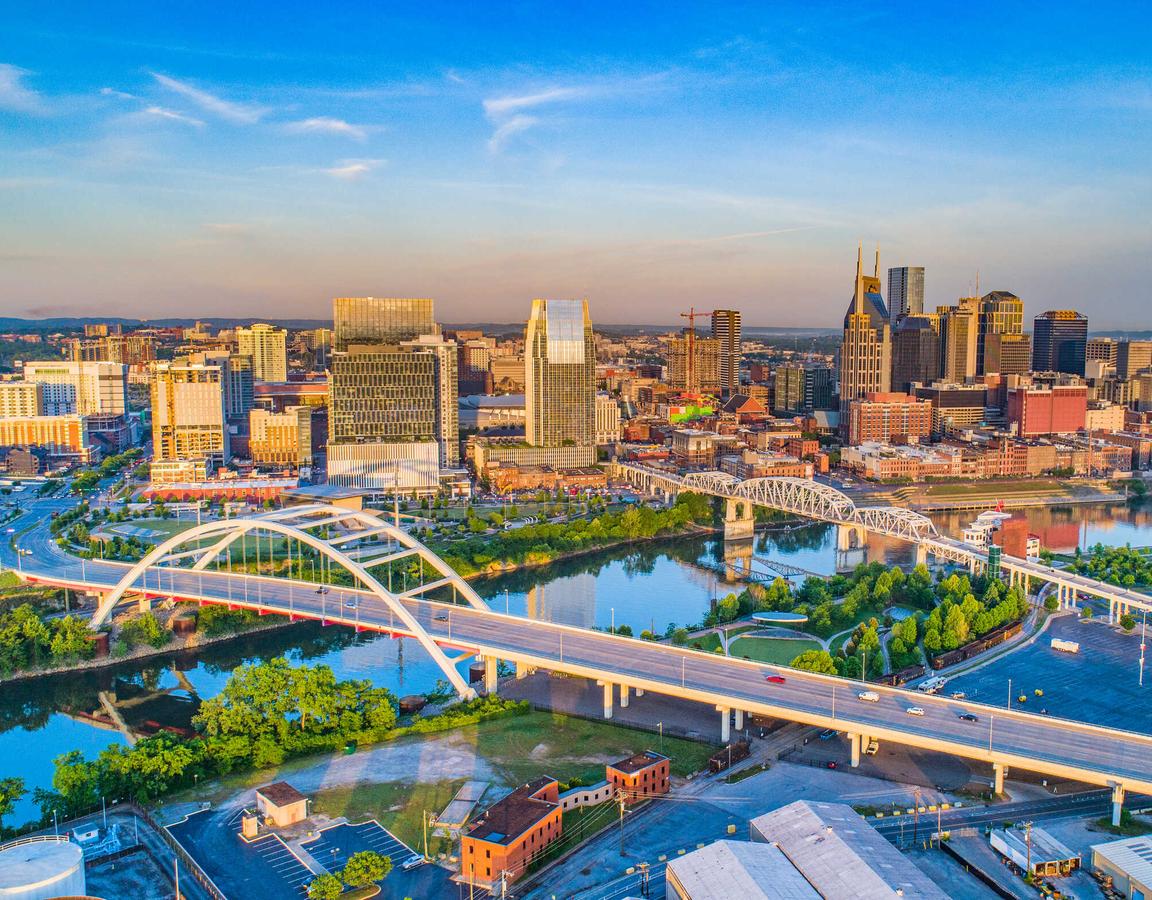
0;776;25;832
342;850;391;887
1043;595;1059;611
307;873;343;900
1120;613;1137;631
788;649;838;675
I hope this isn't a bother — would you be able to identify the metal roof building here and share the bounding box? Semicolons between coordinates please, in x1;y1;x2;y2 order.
665;840;818;900
1091;835;1152;899
749;801;948;899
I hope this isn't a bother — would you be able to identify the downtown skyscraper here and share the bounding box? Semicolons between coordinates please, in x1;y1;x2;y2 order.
887;266;925;319
1032;310;1088;376
710;309;742;396
327;298;457;493
840;245;891;426
525;298;596;466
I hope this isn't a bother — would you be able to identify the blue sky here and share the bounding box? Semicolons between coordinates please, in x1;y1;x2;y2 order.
1;2;1149;327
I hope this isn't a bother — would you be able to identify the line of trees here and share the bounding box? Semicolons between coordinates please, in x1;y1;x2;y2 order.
30;658;526;826
1067;543;1152;589
0;605;95;674
439;493;715;576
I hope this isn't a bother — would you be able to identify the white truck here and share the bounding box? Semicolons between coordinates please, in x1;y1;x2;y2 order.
1050;638;1080;653
918;676;947;694
857;690;880;703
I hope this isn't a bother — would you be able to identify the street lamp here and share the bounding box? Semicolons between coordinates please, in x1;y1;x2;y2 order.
611;607;615;634
1140;609;1148;688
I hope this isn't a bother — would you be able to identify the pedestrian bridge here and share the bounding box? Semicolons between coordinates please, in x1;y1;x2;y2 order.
617;463;938;543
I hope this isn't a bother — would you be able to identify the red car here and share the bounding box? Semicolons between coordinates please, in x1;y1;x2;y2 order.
765;674;787;684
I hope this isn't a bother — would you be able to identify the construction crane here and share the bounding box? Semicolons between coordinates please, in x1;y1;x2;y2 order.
679;307;714;397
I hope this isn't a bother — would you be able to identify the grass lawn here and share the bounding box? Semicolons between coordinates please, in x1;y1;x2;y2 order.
689;632;722;653
118;517;200;539
921;480;1063;498
728;636;821;665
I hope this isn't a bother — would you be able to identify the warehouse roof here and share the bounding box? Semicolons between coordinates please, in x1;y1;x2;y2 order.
666;840;818;900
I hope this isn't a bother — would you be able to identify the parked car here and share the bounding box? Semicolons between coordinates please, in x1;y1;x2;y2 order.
906;706;926;717
818;728;837;740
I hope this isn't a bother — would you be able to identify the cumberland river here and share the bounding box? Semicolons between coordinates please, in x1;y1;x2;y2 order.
3;500;1152;826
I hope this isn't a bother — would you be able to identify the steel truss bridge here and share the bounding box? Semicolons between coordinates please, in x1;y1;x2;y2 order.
620;464;938;543
6;501;1133;818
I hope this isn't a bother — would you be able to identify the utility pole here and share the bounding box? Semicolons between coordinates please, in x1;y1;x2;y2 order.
638;861;650;897
618;790;627;853
912;788;921;847
1140;609;1147;687
422;809;429;860
1023;821;1033;880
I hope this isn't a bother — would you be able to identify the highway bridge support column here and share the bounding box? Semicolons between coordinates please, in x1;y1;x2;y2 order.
718;706;731;743
515;661;530;680
915;544;928;567
723;499;755;542
484;657;498;695
619;684;629;708
734;709;744;731
1112;783;1127;827
602;682;613;720
993;763;1007;796
850;733;861;768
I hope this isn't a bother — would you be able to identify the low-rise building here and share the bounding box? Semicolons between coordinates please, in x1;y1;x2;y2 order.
719;450;813;480
256;782;309;828
461;777;562;891
1091;835;1152;899
666;840;818;900
671;429;716;468
606;751;669;804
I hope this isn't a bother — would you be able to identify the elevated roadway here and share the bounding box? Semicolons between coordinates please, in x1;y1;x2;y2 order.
6;499;1152;824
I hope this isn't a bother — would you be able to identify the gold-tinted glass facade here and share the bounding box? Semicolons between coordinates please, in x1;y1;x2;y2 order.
525;298;595;449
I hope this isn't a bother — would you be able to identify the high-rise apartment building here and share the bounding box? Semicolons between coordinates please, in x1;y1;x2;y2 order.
249;406;313;468
1032;310;1088;375
1117;340;1152;380
667;333;722;395
977;291;1024;375
68;333;156;366
887;266;925;319
891;315;941;392
151;363;229;467
983;333;1032;376
333;297;436;351
710;309;742;396
23;361;128;417
327;298;457;492
773;365;834;415
938;297;980;382
1087;337;1118;366
185;351;254;421
525;298;595;465
839;246;891;424
236;323;288;383
458;338;494;396
0;382;43;418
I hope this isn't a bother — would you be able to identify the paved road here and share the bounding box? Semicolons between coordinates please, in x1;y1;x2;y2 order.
9;502;1152;797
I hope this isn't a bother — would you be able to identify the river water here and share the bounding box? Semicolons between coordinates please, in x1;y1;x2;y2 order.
4;501;1151;827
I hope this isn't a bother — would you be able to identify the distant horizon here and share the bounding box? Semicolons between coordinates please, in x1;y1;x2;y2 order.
2;5;1149;328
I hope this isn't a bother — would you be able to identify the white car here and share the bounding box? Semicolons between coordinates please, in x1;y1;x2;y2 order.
857;691;880;703
905;706;926;717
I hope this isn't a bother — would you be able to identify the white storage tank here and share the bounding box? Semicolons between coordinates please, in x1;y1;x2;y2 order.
0;835;86;900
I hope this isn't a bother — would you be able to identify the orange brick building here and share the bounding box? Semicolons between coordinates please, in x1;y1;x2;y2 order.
846;392;933;446
460;777;562;890
606;751;670;804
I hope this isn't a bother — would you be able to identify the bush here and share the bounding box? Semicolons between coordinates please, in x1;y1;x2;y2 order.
1043;595;1059;611
1120;613;1137;631
119;612;172;649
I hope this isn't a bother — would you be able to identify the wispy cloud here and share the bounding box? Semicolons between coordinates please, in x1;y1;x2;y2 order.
143;106;205;127
151;72;265;123
0;63;43;113
482;86;589;117
324;158;383;180
487;115;539;153
100;86;138;101
285;116;368;140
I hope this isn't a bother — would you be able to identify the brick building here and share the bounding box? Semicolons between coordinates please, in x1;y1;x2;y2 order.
606;751;670;804
1006;384;1087;436
461;778;562;891
845;392;932;446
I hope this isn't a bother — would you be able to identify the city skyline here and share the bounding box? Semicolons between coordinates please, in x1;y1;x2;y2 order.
2;4;1150;327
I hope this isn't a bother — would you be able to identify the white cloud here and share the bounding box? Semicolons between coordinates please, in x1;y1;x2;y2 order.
285;116;368;140
324;159;383;180
100;86;137;101
143;106;205;127
151;72;265;123
482;87;587;117
0;63;43;113
487;115;539;153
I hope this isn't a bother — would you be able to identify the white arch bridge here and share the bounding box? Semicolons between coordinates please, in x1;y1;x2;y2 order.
617;463;938;544
50;500;1152;818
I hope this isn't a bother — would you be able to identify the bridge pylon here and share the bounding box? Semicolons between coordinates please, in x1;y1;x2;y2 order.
723;497;755;541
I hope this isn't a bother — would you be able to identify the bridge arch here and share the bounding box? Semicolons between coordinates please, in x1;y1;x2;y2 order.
90;504;489;698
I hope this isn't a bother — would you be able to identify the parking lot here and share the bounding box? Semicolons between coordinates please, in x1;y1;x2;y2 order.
168;809;314;900
945;614;1151;732
304;821;453;898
